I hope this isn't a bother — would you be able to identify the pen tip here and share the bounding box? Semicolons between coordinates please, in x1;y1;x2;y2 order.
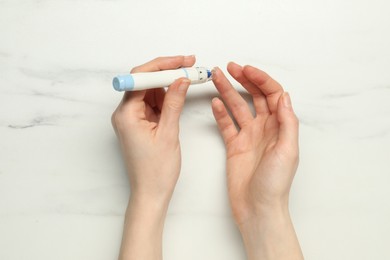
207;69;212;79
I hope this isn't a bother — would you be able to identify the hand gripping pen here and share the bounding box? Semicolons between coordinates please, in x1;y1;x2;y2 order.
112;67;212;91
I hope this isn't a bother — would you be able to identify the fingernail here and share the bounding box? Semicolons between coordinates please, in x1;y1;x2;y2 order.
184;55;196;61
212;97;220;104
178;79;191;92
211;97;222;111
283;92;292;108
211;67;219;77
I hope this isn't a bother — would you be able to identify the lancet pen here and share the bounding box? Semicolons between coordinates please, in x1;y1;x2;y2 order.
113;67;212;91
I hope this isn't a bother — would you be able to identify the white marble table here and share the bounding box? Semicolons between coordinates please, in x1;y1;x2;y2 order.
1;0;389;259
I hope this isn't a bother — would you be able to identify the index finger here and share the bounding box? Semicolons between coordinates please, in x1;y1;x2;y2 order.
131;55;196;73
242;65;284;114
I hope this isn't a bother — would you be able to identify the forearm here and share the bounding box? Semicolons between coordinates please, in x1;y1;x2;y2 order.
119;195;170;260
239;205;303;260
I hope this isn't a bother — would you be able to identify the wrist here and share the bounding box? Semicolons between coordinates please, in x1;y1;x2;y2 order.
237;204;303;260
238;202;290;234
233;196;289;227
123;193;172;241
126;167;180;207
119;195;171;260
127;193;171;220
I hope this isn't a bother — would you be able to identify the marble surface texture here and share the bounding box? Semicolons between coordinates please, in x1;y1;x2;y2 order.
1;0;389;259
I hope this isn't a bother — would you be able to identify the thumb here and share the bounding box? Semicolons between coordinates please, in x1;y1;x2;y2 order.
158;78;191;137
276;92;299;153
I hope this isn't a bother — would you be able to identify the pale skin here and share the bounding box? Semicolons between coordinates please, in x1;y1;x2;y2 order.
111;55;303;260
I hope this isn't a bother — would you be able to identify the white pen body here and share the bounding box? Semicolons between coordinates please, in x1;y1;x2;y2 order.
113;67;211;91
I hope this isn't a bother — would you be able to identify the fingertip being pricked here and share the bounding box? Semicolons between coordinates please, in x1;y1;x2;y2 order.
211;67;222;81
212;66;220;74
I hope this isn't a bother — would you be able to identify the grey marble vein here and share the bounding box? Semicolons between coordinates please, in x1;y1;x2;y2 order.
356;128;390;139
8;115;62;129
29;90;109;106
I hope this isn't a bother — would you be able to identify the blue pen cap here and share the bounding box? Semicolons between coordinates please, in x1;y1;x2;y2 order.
112;75;134;91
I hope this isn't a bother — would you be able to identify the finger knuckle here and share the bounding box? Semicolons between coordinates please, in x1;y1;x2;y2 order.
153;56;165;63
291;114;299;127
167;101;182;111
111;111;124;129
111;111;118;128
111;110;129;131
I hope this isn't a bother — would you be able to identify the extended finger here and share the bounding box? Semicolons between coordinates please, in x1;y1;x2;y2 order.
211;97;238;145
276;92;299;155
227;62;270;116
212;67;254;128
131;55;196;73
242;65;284;114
